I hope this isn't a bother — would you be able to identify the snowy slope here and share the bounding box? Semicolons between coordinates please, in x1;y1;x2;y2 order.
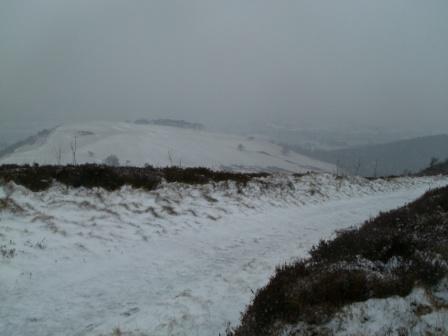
0;121;334;173
1;174;447;336
283;284;448;335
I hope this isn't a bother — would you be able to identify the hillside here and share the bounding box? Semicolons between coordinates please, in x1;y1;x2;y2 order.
1;171;447;335
230;185;448;336
0;122;333;173
291;134;448;177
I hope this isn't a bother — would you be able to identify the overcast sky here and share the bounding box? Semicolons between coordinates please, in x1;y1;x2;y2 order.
1;0;448;133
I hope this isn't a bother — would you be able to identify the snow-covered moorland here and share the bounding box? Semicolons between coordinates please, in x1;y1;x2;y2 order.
0;121;334;173
232;182;448;336
1;173;447;336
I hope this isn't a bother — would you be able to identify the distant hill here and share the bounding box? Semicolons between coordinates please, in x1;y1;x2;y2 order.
290;134;448;177
0;121;334;173
0;128;54;160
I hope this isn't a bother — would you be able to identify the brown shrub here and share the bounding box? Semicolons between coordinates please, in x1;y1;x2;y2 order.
0;164;269;192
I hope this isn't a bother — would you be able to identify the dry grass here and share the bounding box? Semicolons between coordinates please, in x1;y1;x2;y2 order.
0;197;26;214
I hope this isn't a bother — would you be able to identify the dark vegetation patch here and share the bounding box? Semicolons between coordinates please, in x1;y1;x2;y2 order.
134;118;205;130
0;164;269;192
0;245;16;258
160;167;268;185
76;130;95;136
418;158;448;176
229;186;448;336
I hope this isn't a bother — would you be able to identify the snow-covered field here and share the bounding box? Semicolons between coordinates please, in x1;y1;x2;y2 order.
1;174;447;336
0;121;333;173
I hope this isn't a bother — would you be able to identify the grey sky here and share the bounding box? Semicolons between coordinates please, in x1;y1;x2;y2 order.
1;0;448;133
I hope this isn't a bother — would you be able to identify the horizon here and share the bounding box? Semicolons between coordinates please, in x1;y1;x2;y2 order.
1;1;448;138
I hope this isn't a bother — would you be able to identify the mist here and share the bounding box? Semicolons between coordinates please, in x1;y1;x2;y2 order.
1;0;448;136
3;3;448;333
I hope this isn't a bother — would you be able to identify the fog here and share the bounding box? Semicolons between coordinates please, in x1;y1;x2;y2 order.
1;0;448;137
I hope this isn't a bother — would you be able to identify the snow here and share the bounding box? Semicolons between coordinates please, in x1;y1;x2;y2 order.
325;287;448;335
0;121;334;173
1;174;448;336
307;278;448;336
283;286;448;336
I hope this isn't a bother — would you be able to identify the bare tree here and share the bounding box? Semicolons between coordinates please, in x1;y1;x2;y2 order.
430;157;439;167
104;154;120;167
70;136;78;165
373;159;378;178
54;144;63;165
168;150;174;166
354;159;361;176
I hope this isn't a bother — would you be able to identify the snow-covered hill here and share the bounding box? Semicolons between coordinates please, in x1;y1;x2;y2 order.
1;174;447;335
0;121;334;173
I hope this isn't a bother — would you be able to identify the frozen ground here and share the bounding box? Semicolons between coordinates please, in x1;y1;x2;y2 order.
1;174;447;336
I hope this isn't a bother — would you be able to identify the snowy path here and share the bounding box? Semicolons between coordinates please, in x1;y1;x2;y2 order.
1;176;447;335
